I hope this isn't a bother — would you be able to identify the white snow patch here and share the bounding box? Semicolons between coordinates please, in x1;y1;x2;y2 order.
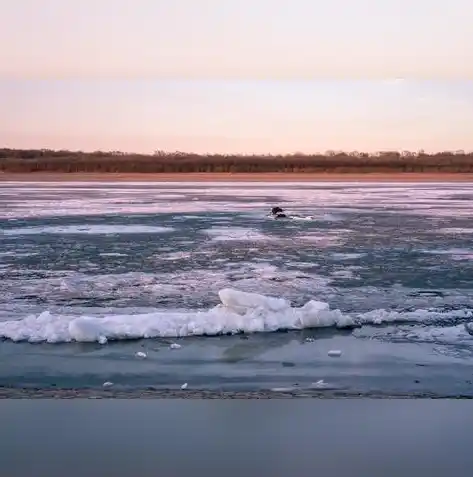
331;253;366;260
202;227;271;242
330;269;359;279
290;212;341;222
355;308;472;326
356;324;473;345
296;231;350;247
289;262;316;269
290;215;315;221
438;228;473;235
2;225;174;235
402;325;471;344
423;248;473;261
160;252;192;261
0;251;39;258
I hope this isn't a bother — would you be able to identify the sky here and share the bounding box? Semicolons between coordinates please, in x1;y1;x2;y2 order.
0;0;472;154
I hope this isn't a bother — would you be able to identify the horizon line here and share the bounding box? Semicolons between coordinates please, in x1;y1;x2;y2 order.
2;147;473;157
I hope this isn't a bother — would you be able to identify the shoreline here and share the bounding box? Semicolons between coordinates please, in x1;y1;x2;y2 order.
1;387;472;399
1;172;473;183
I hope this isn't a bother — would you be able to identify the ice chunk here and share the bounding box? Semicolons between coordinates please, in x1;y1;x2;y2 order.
218;288;289;314
328;350;342;357
0;288;471;344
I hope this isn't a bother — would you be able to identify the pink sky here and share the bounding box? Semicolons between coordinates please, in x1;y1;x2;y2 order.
1;0;472;153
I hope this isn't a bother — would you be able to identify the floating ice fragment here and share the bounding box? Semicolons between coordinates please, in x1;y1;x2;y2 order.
135;351;147;359
170;343;181;350
328;350;342;357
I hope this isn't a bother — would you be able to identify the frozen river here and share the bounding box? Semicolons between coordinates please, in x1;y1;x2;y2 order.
0;180;472;396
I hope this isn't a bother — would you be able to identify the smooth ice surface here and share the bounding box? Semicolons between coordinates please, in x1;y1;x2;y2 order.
2;181;473;219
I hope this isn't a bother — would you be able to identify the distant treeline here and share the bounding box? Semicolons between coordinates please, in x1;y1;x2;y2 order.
1;148;473;173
